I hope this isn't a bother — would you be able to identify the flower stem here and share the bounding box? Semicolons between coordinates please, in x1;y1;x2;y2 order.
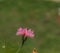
16;42;22;53
16;47;21;53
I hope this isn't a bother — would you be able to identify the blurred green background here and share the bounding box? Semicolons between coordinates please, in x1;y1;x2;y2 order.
0;0;60;53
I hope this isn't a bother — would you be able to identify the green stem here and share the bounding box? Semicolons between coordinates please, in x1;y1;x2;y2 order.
16;47;21;53
16;43;22;53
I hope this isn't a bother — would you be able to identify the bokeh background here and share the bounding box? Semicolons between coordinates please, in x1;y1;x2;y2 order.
0;0;60;53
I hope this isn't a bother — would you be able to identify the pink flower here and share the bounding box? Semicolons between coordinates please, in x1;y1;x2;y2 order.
16;27;34;38
25;29;34;38
16;27;24;36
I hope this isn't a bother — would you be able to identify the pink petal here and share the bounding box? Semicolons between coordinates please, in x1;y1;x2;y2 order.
25;29;34;38
16;27;24;36
18;27;23;32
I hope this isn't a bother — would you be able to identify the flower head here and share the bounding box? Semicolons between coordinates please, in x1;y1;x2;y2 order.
16;27;34;38
32;48;38;53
